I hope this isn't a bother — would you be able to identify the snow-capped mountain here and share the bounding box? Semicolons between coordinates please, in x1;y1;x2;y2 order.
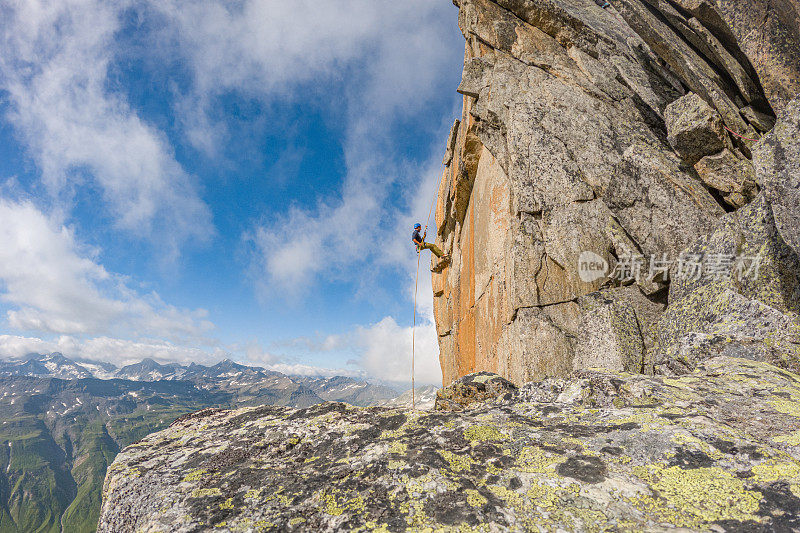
0;352;96;380
114;358;184;381
0;353;402;406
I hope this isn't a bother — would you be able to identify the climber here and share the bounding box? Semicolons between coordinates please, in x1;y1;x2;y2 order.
594;0;610;7
412;223;443;257
412;223;450;272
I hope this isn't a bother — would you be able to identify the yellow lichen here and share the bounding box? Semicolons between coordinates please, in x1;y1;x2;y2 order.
662;378;691;389
487;484;524;509
319;488;366;517
440;450;475;472
322;492;344;516
182;468;208;482
244;488;262;499
670;433;723;459
191;488;222;498
515;446;562;473
465;489;488;507
631;465;761;528
751;459;800;482
219;498;234;510
773;431;800;446
388;441;408;455
771;399;800;416
357;521;391;533
464;425;506;442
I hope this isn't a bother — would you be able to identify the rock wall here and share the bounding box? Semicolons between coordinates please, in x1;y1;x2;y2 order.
433;0;800;386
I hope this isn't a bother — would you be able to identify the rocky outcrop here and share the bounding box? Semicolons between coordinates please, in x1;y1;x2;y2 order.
433;0;800;386
434;371;517;411
674;0;800;114
654;192;800;374
98;357;800;532
754;99;800;259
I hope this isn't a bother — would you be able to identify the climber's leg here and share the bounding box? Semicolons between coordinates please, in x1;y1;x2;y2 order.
421;242;443;258
431;253;451;273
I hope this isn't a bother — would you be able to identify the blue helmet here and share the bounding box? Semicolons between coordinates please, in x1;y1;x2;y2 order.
414;223;421;230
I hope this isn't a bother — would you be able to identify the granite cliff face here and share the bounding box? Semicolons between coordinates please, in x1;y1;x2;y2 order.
432;0;800;386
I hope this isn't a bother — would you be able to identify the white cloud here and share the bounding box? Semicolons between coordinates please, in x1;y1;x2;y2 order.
0;334;223;366
0;196;443;380
355;316;442;386
265;362;365;379
0;0;212;254
0;335;56;359
0;199;214;339
226;339;278;366
188;0;463;294
152;1;446;98
79;337;223;366
0;1;458;381
271;313;443;386
0;0;460;294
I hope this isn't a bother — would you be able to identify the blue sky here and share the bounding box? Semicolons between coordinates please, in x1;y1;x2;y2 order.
0;0;464;385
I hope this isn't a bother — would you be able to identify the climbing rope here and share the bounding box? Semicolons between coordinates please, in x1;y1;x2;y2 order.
411;250;420;410
723;124;760;143
411;177;442;410
599;0;628;25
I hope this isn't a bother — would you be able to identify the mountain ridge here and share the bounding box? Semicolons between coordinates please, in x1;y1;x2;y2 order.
0;352;415;532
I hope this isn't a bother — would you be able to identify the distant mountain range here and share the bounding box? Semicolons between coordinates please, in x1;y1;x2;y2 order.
0;352;420;532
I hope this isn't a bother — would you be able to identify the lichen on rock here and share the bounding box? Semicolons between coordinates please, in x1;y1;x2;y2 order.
98;357;800;532
434;371;517;411
434;0;798;388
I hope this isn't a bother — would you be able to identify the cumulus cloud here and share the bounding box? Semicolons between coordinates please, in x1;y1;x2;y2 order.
337;152;447;387
79;337;223;366
0;199;214;339
0;335;56;359
355;316;442;385
213;0;464;294
0;0;212;254
1;0;460;306
152;1;453;101
0;1;457;379
282;312;442;386
226;339;278;366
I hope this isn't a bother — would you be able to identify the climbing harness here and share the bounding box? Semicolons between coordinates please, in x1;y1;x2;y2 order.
411;178;441;410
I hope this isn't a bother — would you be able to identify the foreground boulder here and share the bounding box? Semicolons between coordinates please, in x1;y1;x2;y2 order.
434;371;517;411
100;357;800;532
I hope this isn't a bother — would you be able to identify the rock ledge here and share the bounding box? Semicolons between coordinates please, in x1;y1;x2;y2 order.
99;357;800;532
